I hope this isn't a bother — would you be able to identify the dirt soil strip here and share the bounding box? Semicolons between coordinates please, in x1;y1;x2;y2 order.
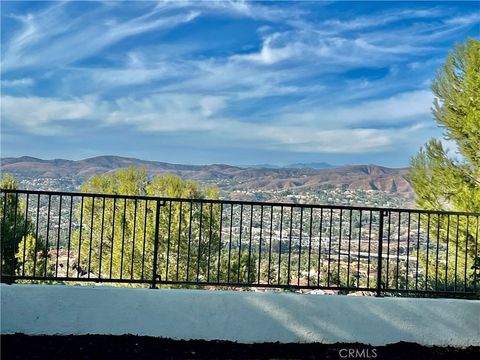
1;334;479;360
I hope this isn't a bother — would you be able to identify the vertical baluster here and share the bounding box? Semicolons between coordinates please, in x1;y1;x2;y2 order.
99;197;105;279
454;215;460;291
141;200;148;280
385;211;391;289
464;216;469;293
87;197;94;278
267;206;273;285
287;206;293;285
425;213;431;291
119;198;127;279
327;209;333;287
405;212;411;290
307;208;313;287
317;208;324;286
445;215;450;291
109;198;116;279
357;210;362;289
217;203;223;283
65;196;72;278
130;199;137;280
347;210;352;288
237;204;243;284
367;210;372;288
207;203;213;282
247;205;253;283
435;214;440;291
177;201;183;282
12;193;18;276
227;204;233;283
22;194;30;277
44;195;51;277
296;207;303;287
376;211;385;297
0;191;6;278
257;205;263;285
196;202;203;282
186;201;193;281
166;201;173;281
396;212;401;289
278;206;283;285
151;200;161;289
55;195;62;278
415;213;421;291
474;216;479;294
337;209;343;287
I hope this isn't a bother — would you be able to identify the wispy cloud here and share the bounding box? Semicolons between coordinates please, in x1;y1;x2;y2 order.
2;88;433;155
275;90;434;128
1;78;34;88
2;95;100;135
2;2;200;72
1;1;477;165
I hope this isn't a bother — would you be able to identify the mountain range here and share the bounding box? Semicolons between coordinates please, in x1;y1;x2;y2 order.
238;162;333;169
1;156;413;195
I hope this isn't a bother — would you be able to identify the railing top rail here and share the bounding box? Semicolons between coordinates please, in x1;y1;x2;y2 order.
1;188;480;217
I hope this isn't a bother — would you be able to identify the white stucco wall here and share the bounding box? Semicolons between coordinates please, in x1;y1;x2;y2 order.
1;284;479;347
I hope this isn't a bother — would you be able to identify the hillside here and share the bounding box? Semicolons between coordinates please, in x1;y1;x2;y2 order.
1;156;413;195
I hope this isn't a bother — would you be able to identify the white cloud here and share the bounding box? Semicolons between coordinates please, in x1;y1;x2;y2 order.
252;127;394;153
1;95;100;134
105;94;224;132
234;34;301;65
232;28;432;67
322;8;444;31
0;1;470;161
1;94;224;134
321;90;434;125
444;12;480;26
2;3;200;72
252;89;434;131
1;78;34;87
1;91;434;154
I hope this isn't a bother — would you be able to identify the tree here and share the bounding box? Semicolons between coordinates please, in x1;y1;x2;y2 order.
1;173;50;281
71;167;255;286
1;173;34;278
409;39;480;213
409;39;480;290
16;234;51;280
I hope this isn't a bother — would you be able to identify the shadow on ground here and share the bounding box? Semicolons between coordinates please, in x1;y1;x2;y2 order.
1;334;479;360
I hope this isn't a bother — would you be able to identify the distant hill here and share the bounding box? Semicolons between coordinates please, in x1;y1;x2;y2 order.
238;162;333;169
286;162;333;169
1;155;413;195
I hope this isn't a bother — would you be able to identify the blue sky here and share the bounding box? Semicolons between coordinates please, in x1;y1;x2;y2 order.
1;1;479;167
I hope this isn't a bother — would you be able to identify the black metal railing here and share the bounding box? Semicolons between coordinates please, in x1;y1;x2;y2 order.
1;188;479;298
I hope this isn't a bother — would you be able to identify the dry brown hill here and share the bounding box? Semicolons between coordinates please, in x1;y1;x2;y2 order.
1;156;413;194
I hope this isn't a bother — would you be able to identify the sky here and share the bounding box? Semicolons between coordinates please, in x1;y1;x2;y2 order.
1;1;479;167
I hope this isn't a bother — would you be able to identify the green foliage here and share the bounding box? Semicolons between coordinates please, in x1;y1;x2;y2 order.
15;234;53;282
409;39;480;292
1;173;49;282
409;39;480;213
71;167;255;286
1;173;34;278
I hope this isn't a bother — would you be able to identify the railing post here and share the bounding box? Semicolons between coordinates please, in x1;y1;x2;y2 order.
376;210;387;297
151;199;161;289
